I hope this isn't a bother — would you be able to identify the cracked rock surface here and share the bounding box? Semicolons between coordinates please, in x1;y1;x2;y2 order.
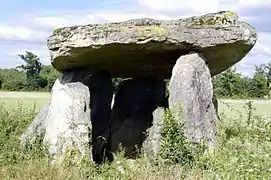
48;11;257;78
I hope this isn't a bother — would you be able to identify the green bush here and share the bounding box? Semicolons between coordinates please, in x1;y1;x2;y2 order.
158;110;203;168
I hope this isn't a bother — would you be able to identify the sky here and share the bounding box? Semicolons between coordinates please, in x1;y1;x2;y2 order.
0;0;270;76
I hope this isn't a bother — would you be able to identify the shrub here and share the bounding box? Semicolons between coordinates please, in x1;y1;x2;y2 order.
158;110;203;168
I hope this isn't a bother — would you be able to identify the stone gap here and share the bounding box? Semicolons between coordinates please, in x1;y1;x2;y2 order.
110;77;168;158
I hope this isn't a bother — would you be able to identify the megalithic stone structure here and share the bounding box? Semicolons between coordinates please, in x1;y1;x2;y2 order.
21;11;257;164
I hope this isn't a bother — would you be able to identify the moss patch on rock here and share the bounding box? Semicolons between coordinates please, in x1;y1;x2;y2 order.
187;11;238;27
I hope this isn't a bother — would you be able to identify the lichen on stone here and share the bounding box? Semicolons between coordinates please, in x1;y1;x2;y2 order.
224;11;237;17
53;28;62;35
95;24;111;31
119;25;165;34
187;11;238;28
132;26;167;36
60;30;71;38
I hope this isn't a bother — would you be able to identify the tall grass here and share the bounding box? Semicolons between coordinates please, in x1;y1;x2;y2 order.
0;101;270;179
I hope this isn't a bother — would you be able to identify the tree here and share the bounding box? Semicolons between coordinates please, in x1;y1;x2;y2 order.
0;69;27;91
247;65;269;98
40;65;61;90
17;51;42;78
16;51;45;90
258;63;271;95
0;73;3;89
213;67;247;98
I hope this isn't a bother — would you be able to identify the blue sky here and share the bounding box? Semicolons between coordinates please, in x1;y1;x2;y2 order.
0;0;270;76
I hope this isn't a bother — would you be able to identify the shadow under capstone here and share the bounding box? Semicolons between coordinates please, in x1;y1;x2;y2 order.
109;77;168;158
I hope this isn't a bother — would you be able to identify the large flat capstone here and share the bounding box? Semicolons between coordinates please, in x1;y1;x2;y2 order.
48;11;257;78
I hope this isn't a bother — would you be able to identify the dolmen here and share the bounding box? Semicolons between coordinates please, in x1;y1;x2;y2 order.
20;11;257;164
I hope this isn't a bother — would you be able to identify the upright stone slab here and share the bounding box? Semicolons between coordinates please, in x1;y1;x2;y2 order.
142;107;166;160
44;69;92;163
169;53;218;150
110;78;168;157
21;69;115;164
20;104;50;148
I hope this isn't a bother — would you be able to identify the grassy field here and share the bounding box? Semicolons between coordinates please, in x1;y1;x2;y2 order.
0;91;50;110
0;92;270;179
1;91;271;118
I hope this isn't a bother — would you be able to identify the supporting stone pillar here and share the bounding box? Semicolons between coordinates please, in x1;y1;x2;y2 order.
142;107;166;160
43;69;92;163
20;104;50;148
168;53;219;150
110;78;168;157
21;69;114;164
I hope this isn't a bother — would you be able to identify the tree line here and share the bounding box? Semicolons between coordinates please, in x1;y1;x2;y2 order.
213;64;271;98
0;51;122;92
0;51;61;91
0;51;270;98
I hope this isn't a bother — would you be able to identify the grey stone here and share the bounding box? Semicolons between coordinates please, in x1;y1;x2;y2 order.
110;78;168;157
21;69;115;164
142;108;166;159
43;69;92;163
169;53;219;150
48;11;257;78
20;104;49;148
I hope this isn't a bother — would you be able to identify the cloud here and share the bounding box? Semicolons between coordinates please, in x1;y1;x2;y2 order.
137;0;271;14
0;38;50;69
235;32;271;76
0;22;49;43
0;25;34;40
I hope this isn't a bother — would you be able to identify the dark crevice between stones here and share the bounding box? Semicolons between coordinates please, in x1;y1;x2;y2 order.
88;71;114;165
109;77;169;158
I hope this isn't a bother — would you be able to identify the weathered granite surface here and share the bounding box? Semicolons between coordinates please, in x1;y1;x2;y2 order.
47;11;257;78
169;52;219;150
44;70;92;163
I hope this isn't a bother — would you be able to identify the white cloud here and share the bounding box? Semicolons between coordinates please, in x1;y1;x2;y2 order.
236;32;271;76
138;0;220;14
0;24;49;42
137;0;271;14
90;12;171;22
0;25;34;40
33;17;69;29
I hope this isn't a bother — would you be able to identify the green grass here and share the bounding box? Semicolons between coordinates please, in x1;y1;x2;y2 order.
219;99;271;120
0;92;270;179
0;98;49;110
0;91;50;110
